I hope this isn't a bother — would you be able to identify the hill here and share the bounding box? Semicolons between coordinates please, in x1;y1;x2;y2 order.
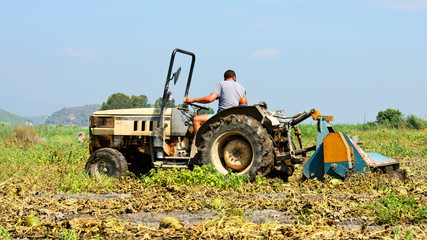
45;104;101;126
0;108;28;125
27;115;48;126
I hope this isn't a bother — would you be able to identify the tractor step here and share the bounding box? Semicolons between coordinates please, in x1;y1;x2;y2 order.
153;160;189;169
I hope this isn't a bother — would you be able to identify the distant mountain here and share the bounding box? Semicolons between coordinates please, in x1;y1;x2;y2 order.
45;104;101;126
0;108;28;125
27;115;48;126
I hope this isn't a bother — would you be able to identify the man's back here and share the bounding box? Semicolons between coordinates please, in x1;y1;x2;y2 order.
212;80;246;112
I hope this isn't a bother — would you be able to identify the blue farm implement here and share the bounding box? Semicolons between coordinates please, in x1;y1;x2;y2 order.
299;110;407;181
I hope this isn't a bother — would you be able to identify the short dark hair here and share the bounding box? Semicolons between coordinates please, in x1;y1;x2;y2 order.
224;70;236;80
258;101;267;109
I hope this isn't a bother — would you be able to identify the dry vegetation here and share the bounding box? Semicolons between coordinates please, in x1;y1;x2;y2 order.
0;124;426;239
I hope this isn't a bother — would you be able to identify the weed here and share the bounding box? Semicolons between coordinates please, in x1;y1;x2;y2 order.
405;229;414;240
60;229;77;240
369;193;427;225
142;164;253;190
55;169;117;193
14;125;40;144
393;226;415;240
0;124;13;139
0;227;11;240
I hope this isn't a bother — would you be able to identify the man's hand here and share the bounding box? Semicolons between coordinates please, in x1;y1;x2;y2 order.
185;93;216;104
184;97;194;104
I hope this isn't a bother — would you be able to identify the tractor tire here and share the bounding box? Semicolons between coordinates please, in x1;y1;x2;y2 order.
199;114;274;180
86;148;128;179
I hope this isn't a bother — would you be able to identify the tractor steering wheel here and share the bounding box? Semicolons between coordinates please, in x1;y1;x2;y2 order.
188;102;210;112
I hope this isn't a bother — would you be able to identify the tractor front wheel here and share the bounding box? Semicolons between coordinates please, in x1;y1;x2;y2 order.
86;148;128;179
199;114;274;180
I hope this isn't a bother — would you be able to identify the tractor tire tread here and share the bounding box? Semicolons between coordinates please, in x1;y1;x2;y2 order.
200;114;274;180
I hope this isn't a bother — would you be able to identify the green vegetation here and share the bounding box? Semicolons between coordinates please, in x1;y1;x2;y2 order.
100;92;179;110
143;165;254;190
368;193;427;225
0;125;116;194
101;93;151;110
376;108;427;129
0;123;426;239
0;108;27;126
377;108;403;127
59;229;77;240
154;97;176;108
131;94;151;108
405;114;427;130
13;125;40;145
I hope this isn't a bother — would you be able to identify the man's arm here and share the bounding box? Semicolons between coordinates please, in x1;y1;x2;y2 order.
185;93;217;104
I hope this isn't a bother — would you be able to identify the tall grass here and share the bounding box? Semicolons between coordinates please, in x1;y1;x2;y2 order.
0;124;116;194
405;114;427;130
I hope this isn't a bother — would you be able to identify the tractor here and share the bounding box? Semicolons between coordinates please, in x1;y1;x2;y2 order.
86;49;406;181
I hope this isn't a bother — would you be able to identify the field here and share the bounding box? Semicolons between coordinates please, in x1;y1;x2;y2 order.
0;124;426;239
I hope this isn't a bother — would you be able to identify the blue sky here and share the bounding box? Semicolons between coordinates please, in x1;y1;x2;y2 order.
0;0;426;123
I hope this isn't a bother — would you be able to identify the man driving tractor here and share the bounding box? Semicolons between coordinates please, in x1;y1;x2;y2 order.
185;69;246;132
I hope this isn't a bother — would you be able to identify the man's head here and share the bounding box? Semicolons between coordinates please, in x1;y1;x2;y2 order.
224;70;236;80
258;101;267;110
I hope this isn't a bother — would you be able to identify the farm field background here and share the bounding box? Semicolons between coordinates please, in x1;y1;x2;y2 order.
0;124;426;239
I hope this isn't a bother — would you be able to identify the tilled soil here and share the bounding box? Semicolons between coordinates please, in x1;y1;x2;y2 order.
1;159;426;239
34;192;426;232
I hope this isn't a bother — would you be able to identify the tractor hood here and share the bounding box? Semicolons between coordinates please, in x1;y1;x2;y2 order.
93;108;173;117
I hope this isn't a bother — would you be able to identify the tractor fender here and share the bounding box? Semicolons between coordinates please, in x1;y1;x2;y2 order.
194;105;269;148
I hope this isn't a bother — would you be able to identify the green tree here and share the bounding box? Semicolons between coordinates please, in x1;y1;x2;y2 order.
100;93;132;110
154;97;176;108
131;95;151;108
376;109;403;127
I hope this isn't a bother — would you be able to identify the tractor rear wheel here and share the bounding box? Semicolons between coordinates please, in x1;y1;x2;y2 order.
199;114;274;180
86;148;128;179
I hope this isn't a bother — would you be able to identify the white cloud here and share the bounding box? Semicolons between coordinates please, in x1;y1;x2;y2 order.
251;48;281;59
378;0;427;10
57;46;97;59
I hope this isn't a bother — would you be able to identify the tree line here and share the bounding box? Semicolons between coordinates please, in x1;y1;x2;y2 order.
100;93;214;114
376;108;426;129
100;93;176;110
